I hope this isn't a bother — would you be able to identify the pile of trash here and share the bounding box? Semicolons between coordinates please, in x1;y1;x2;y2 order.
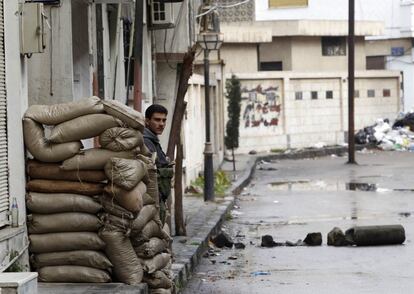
24;97;173;293
355;113;414;151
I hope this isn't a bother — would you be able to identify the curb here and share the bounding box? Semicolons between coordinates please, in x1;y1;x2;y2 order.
171;145;361;293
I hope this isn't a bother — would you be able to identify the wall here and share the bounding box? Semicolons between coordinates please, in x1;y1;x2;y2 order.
291;36;366;71
220;43;258;73
227;71;400;153
1;0;30;271
256;0;405;39
259;37;292;70
28;0;74;105
72;0;92;100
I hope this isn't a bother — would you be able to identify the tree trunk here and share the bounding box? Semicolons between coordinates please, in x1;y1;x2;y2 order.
166;45;196;159
232;147;236;172
174;138;186;236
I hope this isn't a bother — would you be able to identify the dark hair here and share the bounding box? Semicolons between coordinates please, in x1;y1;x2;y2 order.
145;104;168;119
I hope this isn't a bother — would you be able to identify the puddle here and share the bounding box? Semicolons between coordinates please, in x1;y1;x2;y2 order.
268;180;414;192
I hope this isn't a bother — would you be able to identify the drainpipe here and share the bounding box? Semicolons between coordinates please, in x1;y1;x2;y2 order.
133;0;143;111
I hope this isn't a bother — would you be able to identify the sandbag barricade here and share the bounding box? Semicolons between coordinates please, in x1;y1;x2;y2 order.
24;98;173;289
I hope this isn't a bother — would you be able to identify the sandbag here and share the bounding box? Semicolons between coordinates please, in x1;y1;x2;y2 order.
99;127;144;152
143;271;173;289
29;232;105;253
23;118;82;163
101;195;135;219
102;100;145;131
26;192;102;214
27;160;106;182
104;158;147;190
24;96;104;125
104;182;145;213
61;149;135;170
135;220;171;241
345;225;406;246
99;229;143;285
143;193;156;205
38;265;111;283
27;179;104;196
134;238;168;258
141;253;171;274
99;213;132;233
131;205;158;235
49;114;121;143
31;250;112;270
162;223;171;238
28;213;101;234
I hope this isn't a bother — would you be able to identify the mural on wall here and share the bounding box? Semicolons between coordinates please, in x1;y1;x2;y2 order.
241;84;281;128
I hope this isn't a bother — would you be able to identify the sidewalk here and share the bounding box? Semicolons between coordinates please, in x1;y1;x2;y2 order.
170;145;353;293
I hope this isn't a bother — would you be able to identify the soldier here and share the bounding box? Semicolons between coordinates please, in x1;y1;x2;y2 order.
143;104;174;223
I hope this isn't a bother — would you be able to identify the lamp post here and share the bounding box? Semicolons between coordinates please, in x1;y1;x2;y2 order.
197;9;223;202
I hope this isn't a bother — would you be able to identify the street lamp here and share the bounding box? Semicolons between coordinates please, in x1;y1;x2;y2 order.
197;6;223;202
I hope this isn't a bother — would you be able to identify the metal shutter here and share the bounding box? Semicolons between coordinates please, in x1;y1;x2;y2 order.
0;0;9;228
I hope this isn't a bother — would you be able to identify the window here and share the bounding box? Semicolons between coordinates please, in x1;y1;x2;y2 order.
295;91;303;100
366;56;385;70
367;89;375;98
322;37;346;56
311;91;318;100
326;91;333;99
354;90;359;98
259;61;283;71
383;89;391;97
269;0;308;8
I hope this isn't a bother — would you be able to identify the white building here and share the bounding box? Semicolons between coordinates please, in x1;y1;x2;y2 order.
218;0;401;153
256;0;414;111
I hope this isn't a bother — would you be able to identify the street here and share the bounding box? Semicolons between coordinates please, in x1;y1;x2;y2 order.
183;151;414;294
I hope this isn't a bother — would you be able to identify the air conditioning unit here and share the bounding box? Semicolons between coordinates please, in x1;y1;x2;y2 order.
150;0;175;29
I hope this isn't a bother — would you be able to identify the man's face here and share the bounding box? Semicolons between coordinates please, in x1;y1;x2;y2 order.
146;112;167;135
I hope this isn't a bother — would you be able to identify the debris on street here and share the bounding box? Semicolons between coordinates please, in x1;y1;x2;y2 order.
327;227;351;247
234;242;246;249
212;231;234;248
303;232;322;246
250;271;271;277
345;225;405;246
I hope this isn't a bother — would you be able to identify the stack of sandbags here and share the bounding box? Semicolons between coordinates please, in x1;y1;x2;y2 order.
23;97;174;288
100;155;174;292
26;161;112;283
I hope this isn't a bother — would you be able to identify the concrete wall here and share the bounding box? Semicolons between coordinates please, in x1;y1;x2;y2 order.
28;0;74;105
256;0;405;39
1;0;30;271
260;37;292;70
220;43;258;73
227;71;400;153
291;36;366;71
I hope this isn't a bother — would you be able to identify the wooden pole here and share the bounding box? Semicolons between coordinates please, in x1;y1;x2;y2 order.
174;137;186;236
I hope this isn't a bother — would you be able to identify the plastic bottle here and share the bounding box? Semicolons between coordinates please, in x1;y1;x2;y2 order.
11;197;18;228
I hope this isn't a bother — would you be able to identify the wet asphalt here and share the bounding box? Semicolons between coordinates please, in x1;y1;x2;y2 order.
182;150;414;294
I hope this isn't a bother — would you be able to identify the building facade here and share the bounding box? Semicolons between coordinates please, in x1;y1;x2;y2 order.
219;0;401;153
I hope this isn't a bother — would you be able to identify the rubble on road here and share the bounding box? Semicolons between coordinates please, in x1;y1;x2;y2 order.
211;231;234;248
303;232;322;246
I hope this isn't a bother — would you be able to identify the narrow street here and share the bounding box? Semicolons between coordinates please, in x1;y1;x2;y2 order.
183;151;414;294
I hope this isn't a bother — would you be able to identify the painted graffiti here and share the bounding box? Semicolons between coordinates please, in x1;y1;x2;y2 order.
241;84;281;128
